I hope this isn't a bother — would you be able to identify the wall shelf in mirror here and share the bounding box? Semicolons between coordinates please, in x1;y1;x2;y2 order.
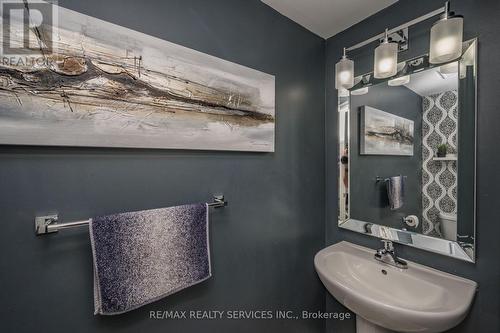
432;154;457;161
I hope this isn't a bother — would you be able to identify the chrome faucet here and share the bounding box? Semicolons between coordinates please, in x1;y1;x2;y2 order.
374;240;408;269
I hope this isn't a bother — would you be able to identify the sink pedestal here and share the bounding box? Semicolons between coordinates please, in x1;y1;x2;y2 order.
357;316;396;333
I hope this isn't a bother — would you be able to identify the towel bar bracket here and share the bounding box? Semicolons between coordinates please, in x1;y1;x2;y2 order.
35;215;59;235
211;195;226;208
35;195;227;236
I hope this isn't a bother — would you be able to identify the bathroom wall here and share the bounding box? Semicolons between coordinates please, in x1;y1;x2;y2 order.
422;90;458;237
457;67;476;241
326;0;500;332
0;1;326;332
349;83;422;232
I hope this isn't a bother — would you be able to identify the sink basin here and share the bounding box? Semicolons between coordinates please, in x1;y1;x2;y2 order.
314;241;477;333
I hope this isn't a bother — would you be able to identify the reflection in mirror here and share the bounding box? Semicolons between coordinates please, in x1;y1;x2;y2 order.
338;39;477;262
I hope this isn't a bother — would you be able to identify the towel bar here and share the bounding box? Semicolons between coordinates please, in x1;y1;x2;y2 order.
35;195;227;235
375;175;407;183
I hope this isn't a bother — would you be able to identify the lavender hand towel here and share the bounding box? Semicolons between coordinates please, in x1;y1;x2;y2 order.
89;203;211;315
387;176;405;210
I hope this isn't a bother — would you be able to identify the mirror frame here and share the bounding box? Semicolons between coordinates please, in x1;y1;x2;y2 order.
338;38;478;262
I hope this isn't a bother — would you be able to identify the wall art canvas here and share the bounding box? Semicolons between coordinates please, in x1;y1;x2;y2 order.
360;106;414;156
0;1;275;151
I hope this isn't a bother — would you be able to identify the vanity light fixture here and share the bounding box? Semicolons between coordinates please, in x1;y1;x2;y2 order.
335;2;464;92
374;29;398;79
439;62;459;74
388;75;410;86
351;87;369;95
429;1;463;64
338;88;350;97
335;47;354;89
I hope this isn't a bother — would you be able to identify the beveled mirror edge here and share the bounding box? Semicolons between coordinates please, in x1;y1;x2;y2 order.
466;37;478;263
340;219;474;262
338;38;478;263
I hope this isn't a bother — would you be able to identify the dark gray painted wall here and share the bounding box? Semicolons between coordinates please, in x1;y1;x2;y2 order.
0;1;326;332
350;84;422;231
326;0;500;332
457;66;476;239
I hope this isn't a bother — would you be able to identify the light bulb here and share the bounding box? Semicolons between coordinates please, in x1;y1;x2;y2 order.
435;36;460;57
338;71;351;84
378;58;395;73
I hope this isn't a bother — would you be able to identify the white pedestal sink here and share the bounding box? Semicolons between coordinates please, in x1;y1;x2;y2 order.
314;241;477;333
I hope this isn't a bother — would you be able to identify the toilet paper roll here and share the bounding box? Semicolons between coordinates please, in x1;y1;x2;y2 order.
404;215;419;228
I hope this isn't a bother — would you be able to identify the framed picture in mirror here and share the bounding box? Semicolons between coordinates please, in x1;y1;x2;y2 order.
360;106;414;156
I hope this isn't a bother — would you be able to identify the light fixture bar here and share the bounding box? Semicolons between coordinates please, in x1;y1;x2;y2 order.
345;6;446;52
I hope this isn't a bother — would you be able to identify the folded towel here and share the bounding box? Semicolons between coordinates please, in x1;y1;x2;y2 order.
386;176;404;210
89;203;211;315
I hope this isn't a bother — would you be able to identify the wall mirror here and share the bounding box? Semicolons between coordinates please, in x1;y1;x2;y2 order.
338;39;477;262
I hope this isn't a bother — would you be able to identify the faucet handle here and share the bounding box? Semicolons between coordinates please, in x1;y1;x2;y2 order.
381;239;394;252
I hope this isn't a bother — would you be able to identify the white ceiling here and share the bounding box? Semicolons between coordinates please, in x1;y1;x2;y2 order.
261;0;398;39
405;66;458;97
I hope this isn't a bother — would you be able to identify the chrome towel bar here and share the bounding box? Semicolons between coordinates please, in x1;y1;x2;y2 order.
375;175;407;183
35;195;227;235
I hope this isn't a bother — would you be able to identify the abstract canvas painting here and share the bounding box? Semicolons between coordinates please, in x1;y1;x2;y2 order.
0;2;275;151
360;106;414;156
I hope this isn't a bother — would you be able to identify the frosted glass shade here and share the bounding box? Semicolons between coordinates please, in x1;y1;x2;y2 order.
429;17;463;64
440;62;459;74
374;42;398;79
338;88;349;97
388;75;410;86
351;87;369;95
335;57;354;89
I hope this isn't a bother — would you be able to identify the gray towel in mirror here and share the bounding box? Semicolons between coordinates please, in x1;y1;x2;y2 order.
89;203;211;315
387;176;404;210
